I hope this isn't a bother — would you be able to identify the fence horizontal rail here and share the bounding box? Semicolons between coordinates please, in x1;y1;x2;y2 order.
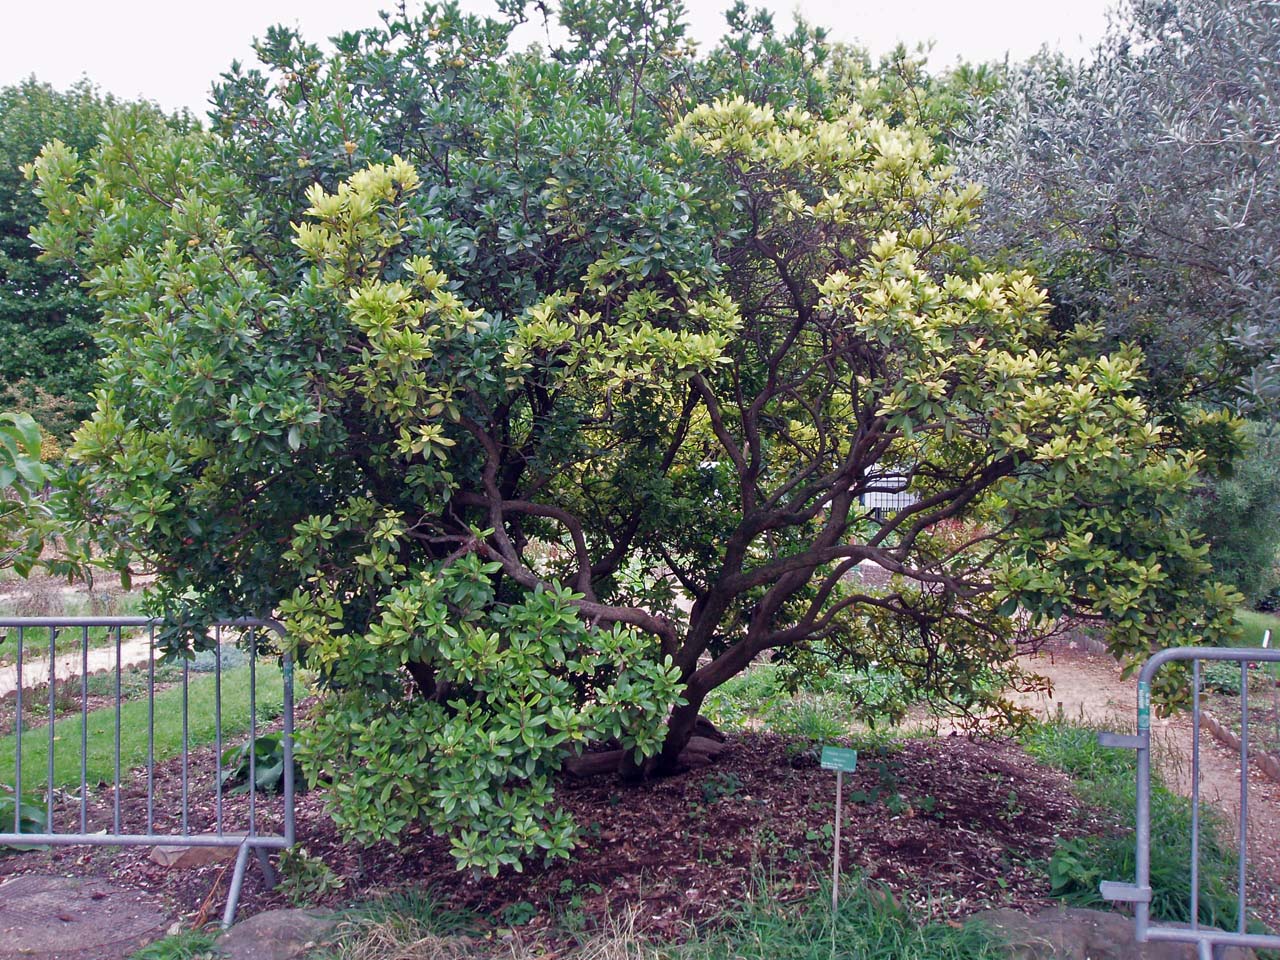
0;616;294;927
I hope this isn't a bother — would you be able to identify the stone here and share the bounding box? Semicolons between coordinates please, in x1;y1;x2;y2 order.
0;874;170;960
149;842;240;868
969;906;1256;960
218;908;338;960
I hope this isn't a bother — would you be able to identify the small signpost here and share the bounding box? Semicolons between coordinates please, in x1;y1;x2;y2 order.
820;745;858;911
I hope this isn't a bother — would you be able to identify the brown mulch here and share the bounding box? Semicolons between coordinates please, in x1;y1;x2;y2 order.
1;731;1087;944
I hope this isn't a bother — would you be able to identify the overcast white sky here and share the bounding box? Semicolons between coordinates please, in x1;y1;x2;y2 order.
0;0;1116;116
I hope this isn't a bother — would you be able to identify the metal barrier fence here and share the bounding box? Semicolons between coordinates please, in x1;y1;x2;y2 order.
0;617;294;927
1100;646;1280;960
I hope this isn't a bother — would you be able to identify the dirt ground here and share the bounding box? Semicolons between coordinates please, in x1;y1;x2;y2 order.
1012;644;1280;930
1;732;1084;945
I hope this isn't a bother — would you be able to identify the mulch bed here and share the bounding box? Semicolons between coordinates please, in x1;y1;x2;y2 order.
1;730;1089;944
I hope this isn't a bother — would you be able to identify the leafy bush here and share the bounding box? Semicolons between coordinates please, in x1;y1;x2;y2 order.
0;793;44;848
295;553;683;876
276;846;344;906
220;732;301;796
1201;661;1244;696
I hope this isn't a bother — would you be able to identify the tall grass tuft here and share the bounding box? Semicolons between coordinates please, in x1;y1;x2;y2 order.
1022;721;1248;931
676;881;1004;960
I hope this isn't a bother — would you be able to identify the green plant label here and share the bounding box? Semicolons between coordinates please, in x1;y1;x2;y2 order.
1137;680;1151;732
820;746;858;772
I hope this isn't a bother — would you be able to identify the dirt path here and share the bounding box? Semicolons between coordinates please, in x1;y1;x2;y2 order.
0;574;158;698
1015;646;1280;929
0;634;154;700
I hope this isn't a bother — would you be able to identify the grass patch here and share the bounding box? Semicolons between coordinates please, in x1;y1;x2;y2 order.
677;882;1005;960
311;888;478;959
702;663;892;740
314;882;1004;960
1021;721;1256;931
1237;609;1280;647
0;661;284;794
1231;610;1280;680
128;928;222;960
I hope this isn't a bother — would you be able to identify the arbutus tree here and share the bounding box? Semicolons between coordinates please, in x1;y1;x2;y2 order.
27;0;1242;875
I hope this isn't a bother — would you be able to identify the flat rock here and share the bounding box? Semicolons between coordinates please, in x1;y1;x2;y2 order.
0;874;170;960
219;908;338;960
150;842;240;869
970;906;1256;960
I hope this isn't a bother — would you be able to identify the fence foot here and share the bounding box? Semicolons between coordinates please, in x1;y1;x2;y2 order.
222;841;254;929
254;845;277;890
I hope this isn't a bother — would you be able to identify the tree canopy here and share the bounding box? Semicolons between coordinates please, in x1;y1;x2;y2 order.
25;0;1244;873
956;0;1280;408
0;79;193;443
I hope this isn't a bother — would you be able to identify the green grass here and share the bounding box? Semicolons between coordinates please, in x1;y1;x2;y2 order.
1213;609;1280;680
677;882;1005;960
1235;609;1280;653
1021;721;1257;932
0;662;284;794
310;882;1004;960
702;663;888;740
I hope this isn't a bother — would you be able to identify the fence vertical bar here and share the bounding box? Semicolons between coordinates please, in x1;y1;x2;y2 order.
248;634;256;838
282;645;294;846
80;625;88;834
1191;658;1201;929
46;626;56;833
215;624;223;836
1136;678;1152;940
113;625;121;835
15;625;23;832
1238;659;1248;935
181;651;189;836
147;623;155;834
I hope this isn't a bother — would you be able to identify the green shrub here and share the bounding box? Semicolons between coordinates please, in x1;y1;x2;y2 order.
295;554;684;876
276;846;344;906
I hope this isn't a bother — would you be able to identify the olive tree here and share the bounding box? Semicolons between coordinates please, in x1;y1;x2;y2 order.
27;0;1242;874
956;0;1280;407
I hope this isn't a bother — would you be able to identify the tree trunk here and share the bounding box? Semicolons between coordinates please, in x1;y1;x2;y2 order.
652;696;705;775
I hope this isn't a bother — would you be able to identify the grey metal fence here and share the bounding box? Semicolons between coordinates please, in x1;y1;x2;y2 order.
0;617;295;927
1100;646;1280;959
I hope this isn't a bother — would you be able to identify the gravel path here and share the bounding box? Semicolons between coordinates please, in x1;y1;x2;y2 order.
0;633;154;700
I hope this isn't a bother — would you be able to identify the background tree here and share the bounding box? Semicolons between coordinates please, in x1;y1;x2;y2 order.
1183;421;1280;608
0;78;194;445
954;0;1280;408
27;0;1243;874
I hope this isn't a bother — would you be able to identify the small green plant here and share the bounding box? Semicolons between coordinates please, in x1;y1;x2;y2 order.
804;821;834;852
1202;660;1245;695
220;732;302;795
0;793;44;839
700;771;743;804
277;846;344;906
500;900;537;927
127;928;221;960
1046;836;1103;899
999;788;1025;825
